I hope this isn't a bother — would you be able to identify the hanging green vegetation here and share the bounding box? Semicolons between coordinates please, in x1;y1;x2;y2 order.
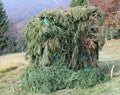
24;6;105;70
21;6;108;94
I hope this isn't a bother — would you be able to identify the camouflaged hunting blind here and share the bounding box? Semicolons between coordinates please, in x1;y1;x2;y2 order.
24;6;105;71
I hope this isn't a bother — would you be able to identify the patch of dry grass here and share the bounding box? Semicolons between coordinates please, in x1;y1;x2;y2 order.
0;53;26;69
0;53;28;95
99;39;120;61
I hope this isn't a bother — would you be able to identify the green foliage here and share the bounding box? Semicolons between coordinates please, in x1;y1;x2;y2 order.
70;0;88;7
22;6;106;94
24;6;105;71
20;64;109;94
0;0;8;50
113;29;120;39
0;37;26;55
104;29;120;40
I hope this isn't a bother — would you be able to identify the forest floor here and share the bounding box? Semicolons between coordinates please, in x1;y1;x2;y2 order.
0;39;120;95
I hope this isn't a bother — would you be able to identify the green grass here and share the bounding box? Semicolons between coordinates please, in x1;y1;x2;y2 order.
0;39;120;95
0;53;27;95
0;58;120;95
0;65;17;73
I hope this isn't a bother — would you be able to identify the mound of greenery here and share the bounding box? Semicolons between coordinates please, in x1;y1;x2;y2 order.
21;64;109;93
24;6;105;71
21;6;107;94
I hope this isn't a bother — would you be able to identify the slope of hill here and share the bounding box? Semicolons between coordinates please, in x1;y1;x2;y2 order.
1;0;71;38
0;39;120;95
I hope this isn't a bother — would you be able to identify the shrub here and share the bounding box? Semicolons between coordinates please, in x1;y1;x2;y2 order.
113;29;120;39
20;64;109;93
0;37;26;55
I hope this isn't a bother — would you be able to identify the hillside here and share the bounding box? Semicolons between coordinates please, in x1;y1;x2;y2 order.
2;0;71;38
0;39;120;95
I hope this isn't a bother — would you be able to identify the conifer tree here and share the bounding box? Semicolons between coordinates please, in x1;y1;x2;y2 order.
70;0;87;7
0;0;8;50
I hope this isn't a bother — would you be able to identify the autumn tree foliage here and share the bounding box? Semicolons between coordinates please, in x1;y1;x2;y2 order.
89;0;120;28
70;0;120;38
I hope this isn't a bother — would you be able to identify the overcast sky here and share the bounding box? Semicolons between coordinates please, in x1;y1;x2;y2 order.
1;0;71;20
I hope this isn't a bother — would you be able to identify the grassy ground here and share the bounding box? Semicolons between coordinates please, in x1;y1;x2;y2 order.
0;53;28;95
0;39;120;95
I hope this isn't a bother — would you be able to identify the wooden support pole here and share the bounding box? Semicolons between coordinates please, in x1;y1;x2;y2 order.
10;81;16;93
110;65;115;79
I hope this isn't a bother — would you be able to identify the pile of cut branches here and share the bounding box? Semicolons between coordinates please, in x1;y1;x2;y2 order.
24;6;105;70
21;6;108;94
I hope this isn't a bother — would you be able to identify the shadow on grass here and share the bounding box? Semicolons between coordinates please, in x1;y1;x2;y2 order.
99;59;120;74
